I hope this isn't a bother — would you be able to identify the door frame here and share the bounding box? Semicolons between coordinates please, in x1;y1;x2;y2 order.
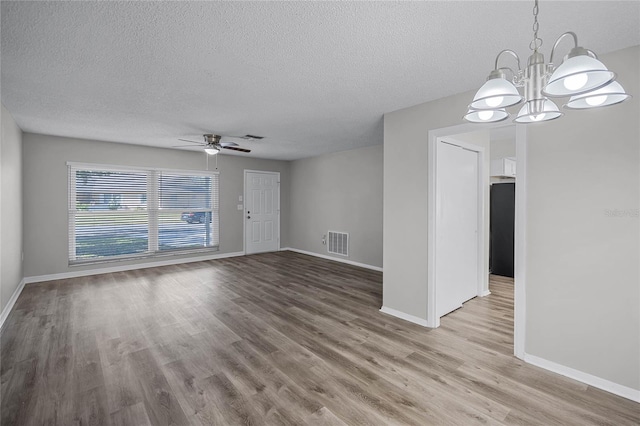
243;169;281;255
426;123;527;360
431;137;487;322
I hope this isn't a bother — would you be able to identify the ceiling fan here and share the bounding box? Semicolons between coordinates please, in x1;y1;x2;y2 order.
175;134;251;155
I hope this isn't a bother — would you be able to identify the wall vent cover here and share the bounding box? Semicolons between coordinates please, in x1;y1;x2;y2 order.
328;231;349;256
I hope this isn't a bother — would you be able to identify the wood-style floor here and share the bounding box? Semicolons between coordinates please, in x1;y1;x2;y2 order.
1;252;638;425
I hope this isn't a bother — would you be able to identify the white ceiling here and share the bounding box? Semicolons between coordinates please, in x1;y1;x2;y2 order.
2;1;639;160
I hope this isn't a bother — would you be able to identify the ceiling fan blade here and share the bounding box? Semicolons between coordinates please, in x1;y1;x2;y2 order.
219;141;239;147
172;144;201;148
223;146;251;153
178;138;205;145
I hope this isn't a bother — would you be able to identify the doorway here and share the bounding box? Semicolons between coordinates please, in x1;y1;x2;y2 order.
427;123;526;359
244;170;280;254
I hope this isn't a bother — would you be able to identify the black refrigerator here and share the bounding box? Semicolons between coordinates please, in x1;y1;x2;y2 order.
490;183;515;278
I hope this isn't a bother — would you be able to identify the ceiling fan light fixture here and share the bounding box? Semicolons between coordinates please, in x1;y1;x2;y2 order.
204;146;220;155
565;81;631;109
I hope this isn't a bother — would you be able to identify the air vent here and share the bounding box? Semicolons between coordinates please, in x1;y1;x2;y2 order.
244;134;264;140
328;231;349;256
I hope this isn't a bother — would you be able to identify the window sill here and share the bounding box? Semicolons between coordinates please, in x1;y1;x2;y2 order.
69;246;220;267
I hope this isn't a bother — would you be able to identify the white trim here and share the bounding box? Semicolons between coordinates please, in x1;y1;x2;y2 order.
427;128;439;328
68;166;77;261
524;353;640;403
24;251;244;284
479;290;491;297
66;161;219;176
0;278;25;330
427;129;488;328
514;124;528;359
379;306;430;327
282;247;383;272
244;170;281;255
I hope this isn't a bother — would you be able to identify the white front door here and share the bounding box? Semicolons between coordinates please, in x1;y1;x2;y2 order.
435;141;480;317
245;171;280;254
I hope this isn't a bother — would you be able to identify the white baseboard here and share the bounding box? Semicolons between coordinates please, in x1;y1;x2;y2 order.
282;247;382;272
480;290;491;297
0;278;25;330
524;353;640;403
23;251;245;284
380;306;431;327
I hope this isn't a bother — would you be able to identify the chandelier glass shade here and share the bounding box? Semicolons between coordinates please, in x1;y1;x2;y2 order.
544;52;615;97
565;81;631;109
464;108;510;123
464;0;630;124
514;99;562;123
469;75;524;110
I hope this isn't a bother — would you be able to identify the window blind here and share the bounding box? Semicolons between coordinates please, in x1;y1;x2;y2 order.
68;164;219;264
157;172;219;252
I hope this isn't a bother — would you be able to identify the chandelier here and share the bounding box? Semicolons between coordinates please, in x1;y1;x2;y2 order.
464;0;630;124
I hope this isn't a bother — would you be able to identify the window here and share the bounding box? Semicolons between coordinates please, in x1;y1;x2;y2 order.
68;164;219;264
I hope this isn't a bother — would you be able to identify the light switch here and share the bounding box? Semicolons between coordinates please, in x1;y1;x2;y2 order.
237;204;243;210
238;195;243;202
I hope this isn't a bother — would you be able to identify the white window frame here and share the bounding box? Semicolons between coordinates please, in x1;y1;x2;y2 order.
68;162;219;265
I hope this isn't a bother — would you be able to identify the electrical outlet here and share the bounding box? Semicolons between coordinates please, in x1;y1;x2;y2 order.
238;195;243;202
322;234;326;245
237;204;243;210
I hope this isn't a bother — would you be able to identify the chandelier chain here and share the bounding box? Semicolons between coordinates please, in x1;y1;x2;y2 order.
530;0;543;51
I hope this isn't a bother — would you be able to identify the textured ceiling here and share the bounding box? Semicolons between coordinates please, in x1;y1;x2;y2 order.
2;1;639;160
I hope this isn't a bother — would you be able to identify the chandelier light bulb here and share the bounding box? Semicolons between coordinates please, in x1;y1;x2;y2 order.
478;110;495;121
585;95;607;106
485;96;504;108
563;73;588;91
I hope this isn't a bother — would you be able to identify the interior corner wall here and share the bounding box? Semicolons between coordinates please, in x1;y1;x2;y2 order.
383;91;479;320
490;137;517;184
1;104;24;313
21;133;290;279
288;144;383;268
383;45;640;394
525;45;639;391
490;138;516;161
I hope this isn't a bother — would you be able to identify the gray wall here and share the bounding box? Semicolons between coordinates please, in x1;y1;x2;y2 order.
525;46;639;390
289;144;383;268
490;137;516;184
383;45;639;391
1;104;24;313
490;138;516;161
22;133;290;278
383;88;474;319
